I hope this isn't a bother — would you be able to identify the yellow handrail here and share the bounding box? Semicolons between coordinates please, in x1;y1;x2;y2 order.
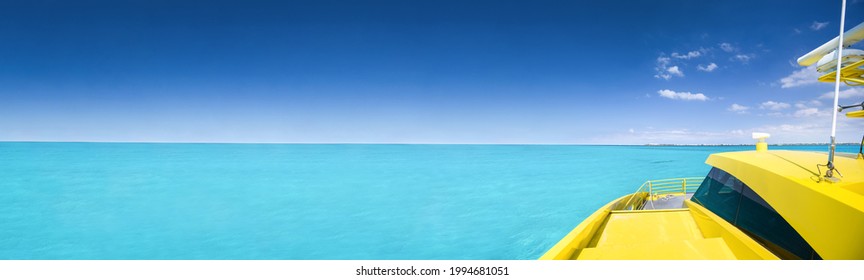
616;177;704;210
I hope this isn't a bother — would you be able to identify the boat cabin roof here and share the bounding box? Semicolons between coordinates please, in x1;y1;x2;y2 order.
706;150;864;259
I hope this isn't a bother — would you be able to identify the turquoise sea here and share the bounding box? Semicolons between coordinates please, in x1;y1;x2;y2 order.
0;143;857;259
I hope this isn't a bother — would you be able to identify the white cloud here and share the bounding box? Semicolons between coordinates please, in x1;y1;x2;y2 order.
601;105;864;144
747;120;860;143
763;123;821;133
597;127;757;145
715;42;756;64
657;89;709;101
794;108;821;117
810;21;829;31
759;101;791;110
748;120;848;144
667;66;684;77
655;73;671;80
819;87;864;99
654;48;712;79
733;54;752;63
671;51;702;59
728;103;750;113
697;63;718;72
653;48;710;79
789;101;830;118
780;65;821;88
654;56;677;80
655;65;684;80
753;118;864;143
753;99;832;119
794;28;802;34
602;119;862;144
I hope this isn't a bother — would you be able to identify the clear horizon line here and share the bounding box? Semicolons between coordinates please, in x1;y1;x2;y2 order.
0;140;848;146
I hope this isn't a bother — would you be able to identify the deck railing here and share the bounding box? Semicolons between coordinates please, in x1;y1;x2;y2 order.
643;177;704;196
615;177;705;211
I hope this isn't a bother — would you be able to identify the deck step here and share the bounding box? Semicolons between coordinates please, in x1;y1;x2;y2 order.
590;210;704;247
577;237;737;260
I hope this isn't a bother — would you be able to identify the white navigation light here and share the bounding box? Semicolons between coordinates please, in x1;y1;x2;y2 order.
752;132;770;152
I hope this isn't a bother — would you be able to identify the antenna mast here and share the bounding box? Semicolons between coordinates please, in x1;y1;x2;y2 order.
826;0;847;179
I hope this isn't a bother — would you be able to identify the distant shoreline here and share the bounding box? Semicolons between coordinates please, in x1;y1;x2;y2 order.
643;143;859;147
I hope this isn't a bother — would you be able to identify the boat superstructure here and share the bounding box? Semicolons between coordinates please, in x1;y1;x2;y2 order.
541;149;864;260
541;2;864;260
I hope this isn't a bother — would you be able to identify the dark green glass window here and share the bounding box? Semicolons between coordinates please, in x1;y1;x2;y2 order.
691;167;742;222
735;186;821;259
691;167;821;260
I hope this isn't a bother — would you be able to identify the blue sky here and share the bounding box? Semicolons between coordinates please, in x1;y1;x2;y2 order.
1;0;863;144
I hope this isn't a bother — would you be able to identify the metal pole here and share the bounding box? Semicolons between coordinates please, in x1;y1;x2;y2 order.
827;0;847;178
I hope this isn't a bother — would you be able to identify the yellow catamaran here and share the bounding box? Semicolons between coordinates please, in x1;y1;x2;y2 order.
541;5;864;260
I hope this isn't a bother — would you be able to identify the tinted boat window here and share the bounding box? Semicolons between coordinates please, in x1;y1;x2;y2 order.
691;167;821;260
735;186;820;259
691;167;742;222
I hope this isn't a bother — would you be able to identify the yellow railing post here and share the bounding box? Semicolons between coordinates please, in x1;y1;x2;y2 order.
682;178;687;193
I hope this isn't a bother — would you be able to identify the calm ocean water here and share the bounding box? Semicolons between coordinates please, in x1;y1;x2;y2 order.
0;142;857;259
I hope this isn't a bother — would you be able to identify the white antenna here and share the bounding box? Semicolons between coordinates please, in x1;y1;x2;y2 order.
826;0;847;179
797;21;864;67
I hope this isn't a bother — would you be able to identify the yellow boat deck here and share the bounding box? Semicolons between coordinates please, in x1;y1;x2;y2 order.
577;209;736;259
541;183;780;260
